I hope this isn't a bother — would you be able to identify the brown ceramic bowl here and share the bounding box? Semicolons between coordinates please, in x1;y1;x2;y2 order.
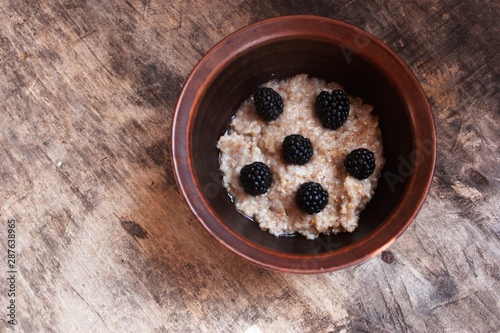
172;15;436;273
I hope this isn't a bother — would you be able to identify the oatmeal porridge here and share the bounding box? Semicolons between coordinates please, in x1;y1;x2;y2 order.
217;74;385;239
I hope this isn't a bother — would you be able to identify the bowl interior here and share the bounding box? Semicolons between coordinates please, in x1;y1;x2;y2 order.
190;37;414;254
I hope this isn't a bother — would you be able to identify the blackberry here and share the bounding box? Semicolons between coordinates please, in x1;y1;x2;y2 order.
315;90;350;130
296;182;329;214
344;148;376;180
239;162;273;196
253;87;284;121
282;134;313;165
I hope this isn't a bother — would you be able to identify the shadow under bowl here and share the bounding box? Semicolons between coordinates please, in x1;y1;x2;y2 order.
172;15;436;273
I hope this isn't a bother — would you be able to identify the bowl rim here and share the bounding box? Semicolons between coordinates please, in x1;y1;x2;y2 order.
172;15;436;273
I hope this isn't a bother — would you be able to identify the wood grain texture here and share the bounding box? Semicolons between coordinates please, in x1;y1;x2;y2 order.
0;0;498;332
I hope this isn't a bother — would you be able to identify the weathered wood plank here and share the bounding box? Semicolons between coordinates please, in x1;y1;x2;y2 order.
0;0;498;332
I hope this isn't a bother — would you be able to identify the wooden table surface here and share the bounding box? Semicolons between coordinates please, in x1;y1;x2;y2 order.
1;1;499;332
